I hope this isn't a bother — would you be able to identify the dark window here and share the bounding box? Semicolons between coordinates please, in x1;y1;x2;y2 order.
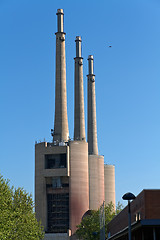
144;227;154;240
52;177;61;188
46;177;69;190
45;154;66;169
156;227;160;239
47;193;69;233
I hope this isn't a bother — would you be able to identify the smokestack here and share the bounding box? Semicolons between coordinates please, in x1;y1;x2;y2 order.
74;36;86;141
53;9;69;142
87;55;98;155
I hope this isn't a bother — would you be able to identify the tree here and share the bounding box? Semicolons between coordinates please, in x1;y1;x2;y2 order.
0;175;44;240
76;202;123;240
116;201;124;215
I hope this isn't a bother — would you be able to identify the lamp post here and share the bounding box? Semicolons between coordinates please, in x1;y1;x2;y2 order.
122;192;136;240
100;201;105;240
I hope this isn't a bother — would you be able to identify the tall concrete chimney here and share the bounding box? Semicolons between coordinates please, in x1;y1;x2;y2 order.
74;36;86;141
87;55;98;155
53;9;69;142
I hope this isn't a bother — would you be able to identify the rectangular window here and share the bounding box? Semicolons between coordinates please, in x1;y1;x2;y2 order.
47;193;69;233
46;177;69;190
45;154;66;169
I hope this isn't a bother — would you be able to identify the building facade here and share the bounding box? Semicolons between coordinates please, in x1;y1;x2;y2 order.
35;9;115;240
108;190;160;240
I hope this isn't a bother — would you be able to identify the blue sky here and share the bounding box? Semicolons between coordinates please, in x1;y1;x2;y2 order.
0;0;160;205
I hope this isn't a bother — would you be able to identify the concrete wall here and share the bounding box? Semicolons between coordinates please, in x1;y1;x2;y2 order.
35;142;68;231
69;141;89;234
98;155;105;207
87;74;98;155
88;155;99;209
74;37;85;141
88;155;104;210
54;11;69;142
104;164;115;207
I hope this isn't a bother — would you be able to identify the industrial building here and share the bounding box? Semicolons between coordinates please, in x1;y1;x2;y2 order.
35;9;115;240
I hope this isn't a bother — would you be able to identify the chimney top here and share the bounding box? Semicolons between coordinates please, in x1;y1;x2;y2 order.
75;36;82;42
57;9;64;14
88;55;94;60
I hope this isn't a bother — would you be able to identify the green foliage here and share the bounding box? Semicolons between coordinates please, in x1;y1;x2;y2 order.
0;175;44;240
76;210;99;240
116;201;124;215
76;202;123;240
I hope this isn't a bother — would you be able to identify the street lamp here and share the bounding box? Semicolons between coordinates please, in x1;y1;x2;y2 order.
122;192;136;240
